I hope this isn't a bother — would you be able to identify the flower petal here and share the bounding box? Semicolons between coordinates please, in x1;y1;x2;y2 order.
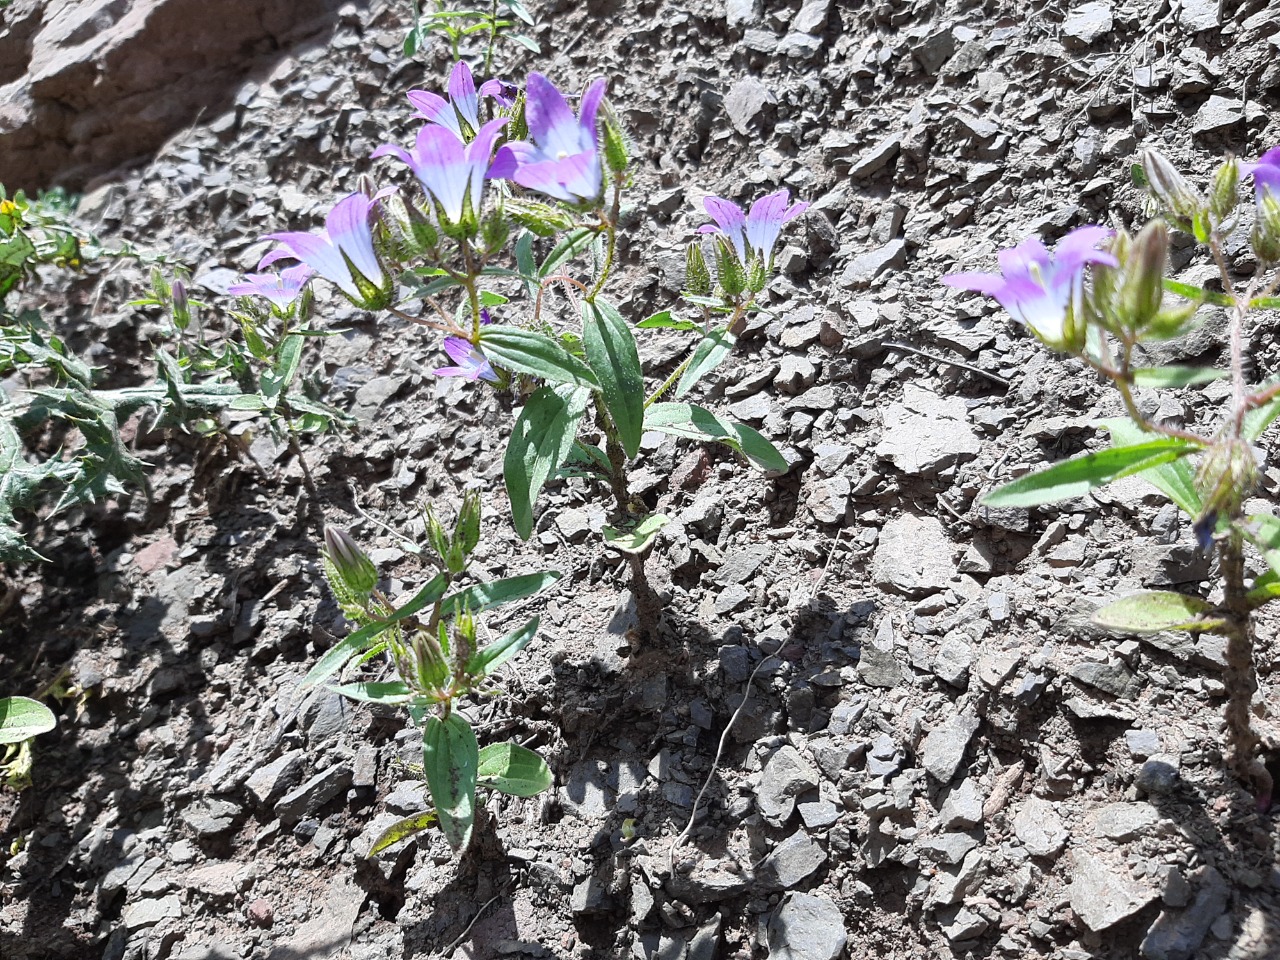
407;89;463;139
448;60;480;133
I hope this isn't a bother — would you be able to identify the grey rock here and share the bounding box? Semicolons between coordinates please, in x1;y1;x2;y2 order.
1063;1;1114;47
857;618;904;688
760;832;827;889
873;515;956;597
688;913;722;960
1140;867;1228;960
766;892;847;960
1070;659;1140;699
838;240;907;289
1069;850;1160;931
791;0;829;34
725;0;760;29
351;376;401;420
245;750;307;808
847;135;901;179
122;894;182;931
875;384;981;476
1090;801;1158;842
798;800;841;829
274;764;353;823
562;761;611;819
1125;729;1160;759
934;635;974;689
920;832;980;865
920;712;980;784
913;27;956;75
940;779;984;829
827;697;866;736
1013;796;1068;857
942;906;988;942
180;798;242;837
1177;0;1218;32
570;875;610;915
1192;96;1244;136
807;476;850;525
927;848;986;907
666;860;752;903
724;76;774;134
756;746;820;825
1136;754;1181;796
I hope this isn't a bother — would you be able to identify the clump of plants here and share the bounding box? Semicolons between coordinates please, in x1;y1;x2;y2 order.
945;146;1280;808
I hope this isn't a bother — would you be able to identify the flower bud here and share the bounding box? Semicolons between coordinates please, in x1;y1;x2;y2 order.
170;279;191;331
1119;220;1167;332
684;242;711;298
1251;191;1280;264
150;266;171;302
603;116;629;177
1195;436;1257;531
453;490;482;561
480;210;509;256
425;507;450;565
322;527;379;598
714;236;746;298
1208;157;1240;223
1141;150;1204;224
411;630;448;692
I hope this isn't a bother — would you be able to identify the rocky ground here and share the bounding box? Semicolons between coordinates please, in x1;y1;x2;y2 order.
2;0;1280;958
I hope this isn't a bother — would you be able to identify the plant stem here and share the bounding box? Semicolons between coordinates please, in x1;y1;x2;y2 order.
1218;530;1273;806
586;183;622;302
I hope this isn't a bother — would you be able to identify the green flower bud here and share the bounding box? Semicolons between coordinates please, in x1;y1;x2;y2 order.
425;507;450;565
1251;192;1280;264
1208;157;1240;224
449;607;477;676
714;236;746;298
411;630;448;692
1195;436;1258;528
1119;220;1168;333
1141;150;1204;225
322;527;379;599
453;490;482;561
150;266;171;302
684;242;711;298
170;279;191;331
480;210;509;256
603;116;629;177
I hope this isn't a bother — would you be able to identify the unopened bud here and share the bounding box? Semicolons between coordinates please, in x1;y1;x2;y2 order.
170;279;190;331
684;242;711;298
1209;157;1240;223
480;210;509;255
1141;150;1204;224
425;508;450;564
150;266;171;301
1251;192;1280;264
454;490;482;561
714;237;746;298
1195;436;1257;530
1120;220;1167;332
357;174;377;199
323;527;379;598
603;116;629;176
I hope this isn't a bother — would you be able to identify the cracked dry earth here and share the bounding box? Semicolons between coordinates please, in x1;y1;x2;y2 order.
3;0;1280;958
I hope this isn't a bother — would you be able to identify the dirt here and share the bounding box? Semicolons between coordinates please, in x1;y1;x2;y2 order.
3;0;1280;958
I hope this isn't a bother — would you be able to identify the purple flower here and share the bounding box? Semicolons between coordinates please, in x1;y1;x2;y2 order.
1241;146;1280;207
372;118;508;227
492;73;606;205
227;264;314;310
435;337;498;382
408;61;514;140
698;189;809;265
259;192;388;305
942;226;1118;349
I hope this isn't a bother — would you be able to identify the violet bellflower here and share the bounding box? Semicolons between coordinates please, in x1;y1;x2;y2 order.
435;337;499;382
372;118;509;231
492;73;607;205
698;189;809;267
1241;146;1280;207
942;226;1117;352
260;192;390;309
227;264;314;311
408;61;514;141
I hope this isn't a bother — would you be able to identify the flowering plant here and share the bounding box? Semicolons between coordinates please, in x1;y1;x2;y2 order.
943;148;1280;810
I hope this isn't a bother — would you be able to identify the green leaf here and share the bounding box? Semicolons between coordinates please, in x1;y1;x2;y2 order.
602;513;669;554
368;809;437;856
982;438;1199;509
0;696;56;744
439;571;561;619
514;231;537;297
422;714;479;851
302;573;450;688
1129;366;1226;388
636;310;696;331
505;0;536;25
260;333;303;403
1161;278;1234;307
1247;569;1280;606
477;742;553;797
1243;376;1280;441
1249;296;1280;310
480;326;599;388
1101;419;1202;516
1091;591;1219;633
511;33;541;53
1242;513;1280;579
467;617;539;677
539;228;596;278
504;385;591;538
644;402;788;473
583;299;644;458
675;329;736;398
326;681;412;705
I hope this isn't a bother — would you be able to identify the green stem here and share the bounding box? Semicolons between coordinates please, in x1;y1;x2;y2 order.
1219;531;1273;805
586;182;622;302
484;0;499;74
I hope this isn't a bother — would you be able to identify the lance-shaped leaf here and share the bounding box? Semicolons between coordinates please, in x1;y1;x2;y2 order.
477;742;553;797
0;696;56;744
1242;513;1280;579
468;617;539;677
1092;591;1220;633
636;310;697;331
602;513;669;554
505;385;591;539
479;326;599;388
302;573;450;688
582;299;644;457
1244;375;1280;441
368;810;437;856
439;571;561;619
1162;278;1234;307
326;681;412;705
675;329;735;398
982;437;1199;509
1247;570;1280;607
1129;366;1225;388
259;333;304;404
645;402;787;473
1101;419;1202;517
422;713;479;851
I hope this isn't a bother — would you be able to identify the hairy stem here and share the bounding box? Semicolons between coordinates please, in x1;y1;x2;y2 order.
1219;531;1273;806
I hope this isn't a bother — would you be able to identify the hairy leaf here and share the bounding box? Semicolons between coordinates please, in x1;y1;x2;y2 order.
674;329;735;398
644;402;787;473
480;326;598;388
1092;591;1218;633
602;513;669;554
477;742;553;797
0;696;56;744
1101;419;1202;517
504;385;591;538
368;809;437;856
467;617;539;677
422;714;479;851
582;299;644;457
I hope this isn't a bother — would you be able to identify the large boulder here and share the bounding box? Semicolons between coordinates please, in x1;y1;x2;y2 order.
0;0;345;191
